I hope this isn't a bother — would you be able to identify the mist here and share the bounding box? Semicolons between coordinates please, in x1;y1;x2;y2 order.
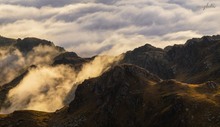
0;55;123;114
0;45;62;86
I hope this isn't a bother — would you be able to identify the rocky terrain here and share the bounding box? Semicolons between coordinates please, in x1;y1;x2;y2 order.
50;65;220;127
1;35;220;127
122;35;220;83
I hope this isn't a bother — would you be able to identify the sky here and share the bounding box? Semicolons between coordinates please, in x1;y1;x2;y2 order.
0;0;219;56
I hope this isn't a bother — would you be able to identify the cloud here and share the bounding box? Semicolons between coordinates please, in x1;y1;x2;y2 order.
0;55;123;113
0;0;86;8
0;0;219;56
0;45;62;86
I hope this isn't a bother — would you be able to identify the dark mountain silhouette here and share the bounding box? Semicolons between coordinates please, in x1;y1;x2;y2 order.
0;36;65;53
122;35;220;84
0;36;16;47
15;37;65;53
1;35;220;127
121;44;173;79
53;52;91;67
166;35;220;83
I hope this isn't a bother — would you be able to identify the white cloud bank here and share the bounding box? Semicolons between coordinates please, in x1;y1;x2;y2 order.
0;0;220;56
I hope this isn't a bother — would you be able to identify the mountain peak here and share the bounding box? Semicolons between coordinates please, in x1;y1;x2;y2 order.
122;35;220;83
184;35;220;47
15;37;65;53
0;36;16;47
53;52;89;66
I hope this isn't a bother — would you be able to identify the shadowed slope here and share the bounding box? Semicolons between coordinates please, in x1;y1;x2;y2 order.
49;64;220;127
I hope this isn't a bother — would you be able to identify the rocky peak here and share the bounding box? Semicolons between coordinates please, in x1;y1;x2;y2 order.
55;52;79;59
0;36;16;47
183;35;220;48
53;52;88;66
121;35;220;83
131;44;163;53
122;44;173;79
15;37;65;53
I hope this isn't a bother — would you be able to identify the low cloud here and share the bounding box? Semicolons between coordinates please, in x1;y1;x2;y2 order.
0;55;123;113
0;45;61;86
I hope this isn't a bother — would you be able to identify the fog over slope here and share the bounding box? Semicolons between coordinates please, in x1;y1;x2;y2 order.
0;45;61;86
0;37;122;113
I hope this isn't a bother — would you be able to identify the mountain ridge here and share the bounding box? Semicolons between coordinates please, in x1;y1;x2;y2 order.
1;35;220;127
1;64;220;127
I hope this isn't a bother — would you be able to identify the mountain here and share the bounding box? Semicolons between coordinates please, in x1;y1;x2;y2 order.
50;64;220;127
121;44;173;79
122;35;220;84
1;64;220;127
0;36;16;47
0;110;52;127
1;35;220;127
53;52;93;68
0;36;66;86
15;37;65;53
0;36;65;54
166;35;220;83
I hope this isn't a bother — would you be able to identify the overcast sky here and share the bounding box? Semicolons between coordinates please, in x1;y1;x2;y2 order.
0;0;219;56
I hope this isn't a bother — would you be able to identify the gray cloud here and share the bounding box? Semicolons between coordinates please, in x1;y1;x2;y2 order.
0;0;84;8
0;0;117;8
0;0;219;56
